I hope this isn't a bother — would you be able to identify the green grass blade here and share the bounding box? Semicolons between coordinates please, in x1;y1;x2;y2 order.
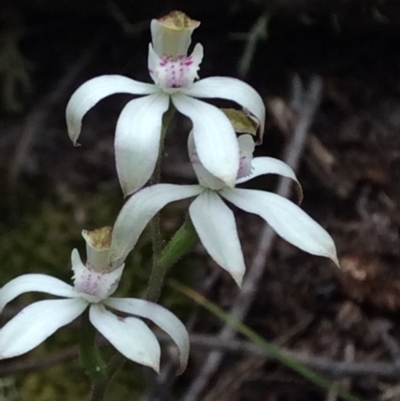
170;280;368;401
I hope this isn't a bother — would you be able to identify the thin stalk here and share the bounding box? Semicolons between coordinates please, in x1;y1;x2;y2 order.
79;310;107;383
87;105;175;401
171;280;368;401
145;104;175;302
157;216;198;271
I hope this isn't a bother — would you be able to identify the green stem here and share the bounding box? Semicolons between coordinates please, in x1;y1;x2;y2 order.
89;382;108;401
157;217;198;271
171;281;368;401
79;310;107;383
89;353;126;401
87;351;127;401
145;104;175;302
87;104;176;401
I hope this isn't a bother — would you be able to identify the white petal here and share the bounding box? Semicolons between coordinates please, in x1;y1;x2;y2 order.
236;157;303;202
187;43;204;84
172;95;239;186
110;184;202;266
187;131;225;190
237;134;255;179
237;157;299;184
115;93;169;196
189;192;246;285
66;75;157;144
148;44;159;83
149;44;203;89
0;298;87;359
89;304;160;372
105;297;189;374
221;188;339;265
183;77;266;138
0;274;77;312
71;249;125;300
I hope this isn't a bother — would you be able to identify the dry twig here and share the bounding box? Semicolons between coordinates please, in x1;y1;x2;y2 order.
3;333;400;381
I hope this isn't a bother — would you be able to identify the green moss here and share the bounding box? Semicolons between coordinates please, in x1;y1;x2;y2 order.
1;182;195;400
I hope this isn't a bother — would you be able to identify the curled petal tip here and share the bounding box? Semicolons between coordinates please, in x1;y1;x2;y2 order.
176;362;188;376
332;254;340;268
233;274;243;288
152;362;161;374
68;130;80;146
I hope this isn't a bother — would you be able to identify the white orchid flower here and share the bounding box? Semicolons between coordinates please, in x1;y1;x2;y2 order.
66;11;265;196
0;227;189;374
109;134;339;286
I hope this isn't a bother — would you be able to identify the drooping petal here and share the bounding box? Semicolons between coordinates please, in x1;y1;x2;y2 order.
105;297;189;374
150;11;200;57
187;131;225;190
221;188;339;265
71;249;125;301
183;77;266;139
66;75;157;145
115;93;169;196
89;304;161;372
0;298;87;359
172;94;239;186
109;184;202;267
189;191;246;285
0;274;77;312
236;157;298;184
235;157;303;202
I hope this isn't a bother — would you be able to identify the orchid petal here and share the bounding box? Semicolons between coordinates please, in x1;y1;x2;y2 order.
71;249;124;300
149;44;203;89
0;298;87;359
183;77;266;138
237;157;298;184
0;274;77;312
221;188;339;265
189;192;246;285
115;93;169;196
66;75;157;145
110;184;202;266
187;131;225;190
237;134;255;179
236;157;303;203
172;95;239;186
105;297;189;374
89;304;160;372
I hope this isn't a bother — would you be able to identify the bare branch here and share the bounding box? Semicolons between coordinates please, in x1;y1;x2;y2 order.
2;333;400;382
